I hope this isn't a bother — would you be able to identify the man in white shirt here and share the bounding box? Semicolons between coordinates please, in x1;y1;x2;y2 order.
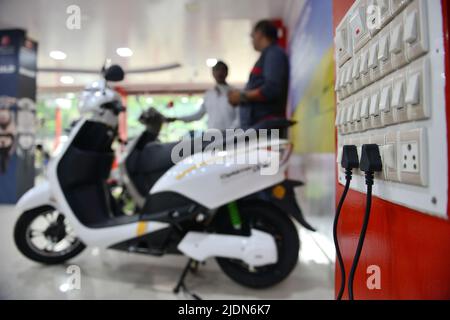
173;61;240;130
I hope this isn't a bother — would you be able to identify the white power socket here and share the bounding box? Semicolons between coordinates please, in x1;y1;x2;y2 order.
398;129;427;186
400;142;420;173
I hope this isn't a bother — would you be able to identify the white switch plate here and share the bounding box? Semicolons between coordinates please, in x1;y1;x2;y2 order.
390;13;409;69
379;28;394;77
391;69;408;123
404;0;429;61
406;56;431;121
349;0;371;53
370;86;382;128
380;76;395;127
336;17;353;66
335;0;448;219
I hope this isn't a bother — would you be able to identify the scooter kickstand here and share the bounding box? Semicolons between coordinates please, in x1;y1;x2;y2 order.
173;259;202;300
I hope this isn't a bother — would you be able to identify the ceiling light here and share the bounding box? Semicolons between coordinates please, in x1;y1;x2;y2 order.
116;47;133;57
146;97;154;104
181;97;189;103
49;50;67;60
206;58;218;68
60;76;74;85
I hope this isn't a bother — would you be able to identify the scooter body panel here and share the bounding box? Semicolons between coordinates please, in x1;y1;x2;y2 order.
151;141;287;210
177;229;278;267
16;181;55;213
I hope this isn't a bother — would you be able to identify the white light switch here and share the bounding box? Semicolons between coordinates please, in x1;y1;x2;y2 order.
390;13;409;69
361;96;370;119
368;42;379;69
406;57;430;121
345;62;353;85
370;92;380;116
339;68;347;88
404;0;429;62
353;100;362;121
404;11;418;44
380;85;392;112
405;72;421;105
383;144;397;170
360;50;369;74
352;56;361;80
346;104;354;123
392;80;405;109
390;24;403;54
378;34;390;61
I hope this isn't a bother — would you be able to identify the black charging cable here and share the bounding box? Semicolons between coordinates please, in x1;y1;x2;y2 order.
334;145;359;300
348;144;382;300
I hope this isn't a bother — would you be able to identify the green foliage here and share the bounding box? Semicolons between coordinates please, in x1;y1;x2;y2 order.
35;93;208;146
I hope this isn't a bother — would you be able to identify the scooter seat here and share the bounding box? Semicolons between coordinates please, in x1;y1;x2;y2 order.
126;136;230;196
128;141;178;175
126;141;178;196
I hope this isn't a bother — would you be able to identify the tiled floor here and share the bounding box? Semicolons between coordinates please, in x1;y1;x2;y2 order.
0;205;335;300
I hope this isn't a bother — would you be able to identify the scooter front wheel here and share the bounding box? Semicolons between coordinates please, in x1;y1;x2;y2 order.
14;206;85;265
214;201;300;289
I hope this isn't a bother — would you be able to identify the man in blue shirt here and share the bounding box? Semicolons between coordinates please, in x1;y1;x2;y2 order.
228;20;289;130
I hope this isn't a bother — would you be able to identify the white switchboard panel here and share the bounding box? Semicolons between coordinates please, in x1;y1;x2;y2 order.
335;0;448;219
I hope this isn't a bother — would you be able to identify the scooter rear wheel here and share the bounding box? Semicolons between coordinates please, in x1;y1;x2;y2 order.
14;206;85;265
214;201;300;289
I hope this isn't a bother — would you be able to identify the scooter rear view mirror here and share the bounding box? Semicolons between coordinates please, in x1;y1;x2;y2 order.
103;65;125;82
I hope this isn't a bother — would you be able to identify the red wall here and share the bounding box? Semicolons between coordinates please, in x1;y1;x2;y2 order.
333;0;450;300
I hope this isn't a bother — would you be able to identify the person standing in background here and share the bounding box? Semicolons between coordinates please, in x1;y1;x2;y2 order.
173;61;240;130
228;20;289;130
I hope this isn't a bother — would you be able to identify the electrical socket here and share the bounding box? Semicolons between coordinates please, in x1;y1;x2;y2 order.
399;128;428;186
400;142;419;173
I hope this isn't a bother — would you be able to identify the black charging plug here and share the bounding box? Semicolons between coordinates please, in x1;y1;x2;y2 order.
359;144;383;184
348;144;382;300
341;145;360;172
334;145;360;300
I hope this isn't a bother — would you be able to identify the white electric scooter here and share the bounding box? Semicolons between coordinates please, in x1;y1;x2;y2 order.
14;65;315;290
